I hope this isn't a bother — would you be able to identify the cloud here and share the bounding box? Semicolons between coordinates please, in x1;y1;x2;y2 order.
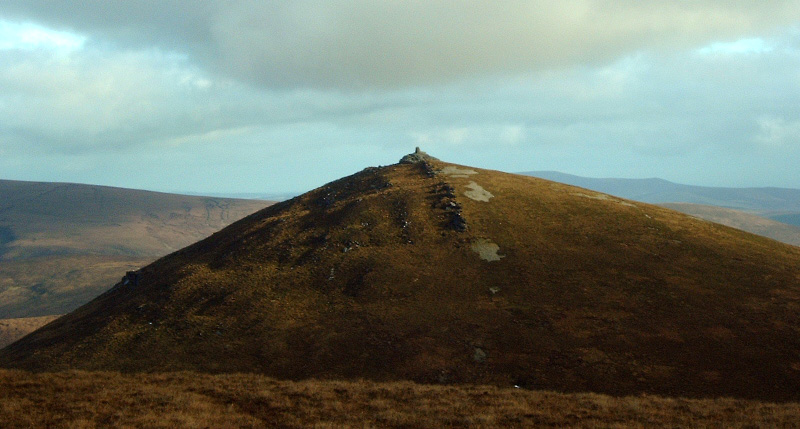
755;117;800;146
500;125;525;145
0;36;385;156
1;2;800;192
0;47;235;154
3;1;800;89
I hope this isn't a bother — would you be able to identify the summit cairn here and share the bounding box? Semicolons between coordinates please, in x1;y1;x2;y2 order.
399;147;439;164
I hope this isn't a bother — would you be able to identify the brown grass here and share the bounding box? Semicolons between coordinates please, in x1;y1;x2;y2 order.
5;161;800;401
0;315;60;348
1;369;798;428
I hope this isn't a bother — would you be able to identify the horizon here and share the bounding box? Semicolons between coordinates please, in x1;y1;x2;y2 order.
2;2;800;194
6;164;800;201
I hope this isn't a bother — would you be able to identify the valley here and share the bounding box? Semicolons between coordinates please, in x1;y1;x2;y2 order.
0;179;271;322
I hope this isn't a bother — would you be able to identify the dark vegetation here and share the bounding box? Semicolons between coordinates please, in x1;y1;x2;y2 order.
4;160;800;403
0;226;15;251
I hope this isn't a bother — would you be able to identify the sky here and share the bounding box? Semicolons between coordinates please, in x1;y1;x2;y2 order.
1;1;800;195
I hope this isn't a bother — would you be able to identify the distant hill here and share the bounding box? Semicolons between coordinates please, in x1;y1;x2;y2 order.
0;315;59;349
179;191;297;201
5;156;800;401
525;171;800;232
0;179;272;318
659;203;800;247
522;171;800;237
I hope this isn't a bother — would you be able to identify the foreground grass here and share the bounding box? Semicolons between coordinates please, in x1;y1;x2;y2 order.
1;370;799;428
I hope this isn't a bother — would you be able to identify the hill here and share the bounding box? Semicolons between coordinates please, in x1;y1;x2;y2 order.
0;179;271;318
524;171;800;227
659;203;800;247
3;154;800;401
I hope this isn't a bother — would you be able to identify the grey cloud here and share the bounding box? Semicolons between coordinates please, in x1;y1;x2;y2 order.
4;1;800;89
0;48;258;154
382;42;800;179
1;1;217;53
0;42;423;156
2;2;800;192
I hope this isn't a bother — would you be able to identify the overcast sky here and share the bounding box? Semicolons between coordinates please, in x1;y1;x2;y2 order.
1;1;800;194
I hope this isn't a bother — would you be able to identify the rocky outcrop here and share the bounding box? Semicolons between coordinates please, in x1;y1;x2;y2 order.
399;147;439;164
123;271;141;287
429;182;468;232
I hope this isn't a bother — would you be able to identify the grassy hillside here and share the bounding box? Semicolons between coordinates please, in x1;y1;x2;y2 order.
0;316;59;349
0;179;271;318
4;159;800;401
660;203;800;247
1;370;798;428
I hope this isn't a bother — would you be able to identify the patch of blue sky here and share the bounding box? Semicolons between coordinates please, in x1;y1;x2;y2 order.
0;20;85;51
695;37;774;55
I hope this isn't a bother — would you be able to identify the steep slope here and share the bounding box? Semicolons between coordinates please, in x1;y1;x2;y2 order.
3;156;800;401
0;179;271;317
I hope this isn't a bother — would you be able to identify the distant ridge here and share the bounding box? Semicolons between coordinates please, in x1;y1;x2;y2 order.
0;179;272;318
659;203;800;247
179;191;297;201
524;171;800;227
3;156;800;401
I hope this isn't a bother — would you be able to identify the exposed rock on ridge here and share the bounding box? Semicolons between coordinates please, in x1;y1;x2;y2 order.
399;147;439;164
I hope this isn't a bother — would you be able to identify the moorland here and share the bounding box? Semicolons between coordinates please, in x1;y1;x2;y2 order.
2;369;799;428
4;155;800;426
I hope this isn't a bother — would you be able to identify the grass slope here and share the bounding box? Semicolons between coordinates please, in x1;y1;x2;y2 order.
1;370;799;428
0;179;271;318
3;160;800;401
